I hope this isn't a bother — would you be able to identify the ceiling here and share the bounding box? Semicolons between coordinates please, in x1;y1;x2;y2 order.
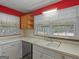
0;0;60;13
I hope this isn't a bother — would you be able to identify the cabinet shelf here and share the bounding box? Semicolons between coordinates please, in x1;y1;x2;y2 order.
20;14;34;29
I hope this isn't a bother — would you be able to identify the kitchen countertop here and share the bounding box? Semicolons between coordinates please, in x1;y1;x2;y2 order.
0;36;79;58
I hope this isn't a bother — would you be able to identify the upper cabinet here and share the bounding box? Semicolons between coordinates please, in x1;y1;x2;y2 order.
20;14;34;29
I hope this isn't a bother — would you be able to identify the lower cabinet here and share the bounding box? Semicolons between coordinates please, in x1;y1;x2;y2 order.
0;46;2;56
64;56;74;59
64;55;78;59
33;44;79;59
0;40;79;59
33;45;63;59
33;50;54;59
1;41;22;59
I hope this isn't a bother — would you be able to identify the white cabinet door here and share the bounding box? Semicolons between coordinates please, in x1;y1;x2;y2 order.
33;45;63;59
64;55;78;59
0;46;2;56
2;41;21;59
65;56;73;59
33;51;42;59
33;50;55;59
41;53;55;59
54;53;63;59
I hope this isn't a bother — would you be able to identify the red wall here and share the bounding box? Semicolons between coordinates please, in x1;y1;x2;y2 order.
0;5;23;16
0;0;79;16
31;0;79;16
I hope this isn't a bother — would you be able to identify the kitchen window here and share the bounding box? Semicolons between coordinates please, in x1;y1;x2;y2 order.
0;12;21;36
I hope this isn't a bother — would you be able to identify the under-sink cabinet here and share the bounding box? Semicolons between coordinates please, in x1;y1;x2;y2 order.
33;44;63;59
64;55;78;59
33;44;79;59
33;50;54;59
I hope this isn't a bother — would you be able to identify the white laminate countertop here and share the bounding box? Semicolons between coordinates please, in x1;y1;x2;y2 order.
0;36;79;58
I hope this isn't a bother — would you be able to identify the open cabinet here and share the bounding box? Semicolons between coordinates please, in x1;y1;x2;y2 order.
20;14;34;29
